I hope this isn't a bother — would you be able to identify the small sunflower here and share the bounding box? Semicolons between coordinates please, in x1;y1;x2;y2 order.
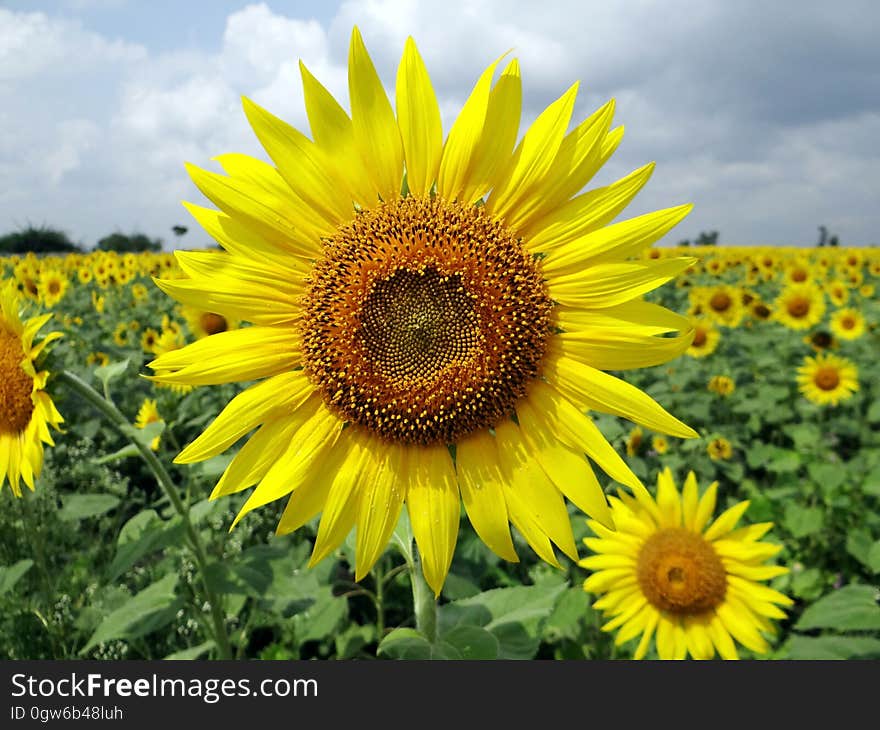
580;468;792;659
112;322;131;347
140;328;161;352
181;303;239;340
775;284;826;330
825;279;849;307
151;28;698;594
707;376;735;397
626;427;644;457
796;353;858;406
135;398;163;451
86;351;110;367
685;318;720;358
803;330;837;352
829;308;866;340
651;435;669;455
39;270;68;308
0;286;64;496
699;285;744;327
749;300;772;321
707;437;733;461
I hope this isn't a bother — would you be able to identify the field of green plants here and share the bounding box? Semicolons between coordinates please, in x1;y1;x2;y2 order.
1;246;878;660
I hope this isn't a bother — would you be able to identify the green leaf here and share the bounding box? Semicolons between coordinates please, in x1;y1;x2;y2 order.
845;529;875;568
795;585;880;632
807;462;846;494
377;628;460;660
868;541;880;574
58;494;120;522
441;573;481;601
543;588;592;642
81;573;182;654
0;559;34;596
94;359;130;387
786;634;880;660
292;588;348;645
441;625;499;659
108;512;185;581
862;467;880;497
866;399;880;424
782;503;823;538
164;641;215;660
335;625;375;659
790;567;824;600
440;577;567;659
789;423;821;450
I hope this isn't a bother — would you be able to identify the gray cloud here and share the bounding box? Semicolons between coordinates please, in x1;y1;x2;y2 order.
0;1;877;249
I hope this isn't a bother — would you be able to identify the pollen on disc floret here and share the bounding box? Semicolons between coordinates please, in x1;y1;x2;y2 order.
301;195;554;445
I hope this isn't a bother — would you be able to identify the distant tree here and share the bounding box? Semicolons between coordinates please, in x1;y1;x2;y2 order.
678;230;719;247
817;225;840;247
171;225;188;238
0;225;82;254
95;232;163;252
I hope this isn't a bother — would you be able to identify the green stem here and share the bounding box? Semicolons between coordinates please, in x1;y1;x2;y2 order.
56;370;233;660
373;558;386;641
409;550;437;642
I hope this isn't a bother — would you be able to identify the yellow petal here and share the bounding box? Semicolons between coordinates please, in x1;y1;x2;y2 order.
175;370;315;464
299;61;375;207
681;471;700;531
147;326;299;386
545;352;697;439
523;162;654;250
457;59;521;204
436;52;508;201
348;27;404;202
494;420;579;562
395;37;442;197
241;96;353;226
355;442;406;580
547;257;697;308
488;82;579;223
406;443;459;596
515;395;614;528
655;467;683;528
456;430;518;562
703;500;751;542
556;327;694;371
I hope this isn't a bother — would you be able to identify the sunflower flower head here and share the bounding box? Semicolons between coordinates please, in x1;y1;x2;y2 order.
796;353;858;406
0;285;64;496
580;468;792;660
151;28;697;594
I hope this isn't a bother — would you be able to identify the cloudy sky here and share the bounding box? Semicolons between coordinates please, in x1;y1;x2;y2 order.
1;0;878;250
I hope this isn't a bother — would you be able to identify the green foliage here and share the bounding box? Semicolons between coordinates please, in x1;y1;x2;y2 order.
95;232;163;252
0;225;82;253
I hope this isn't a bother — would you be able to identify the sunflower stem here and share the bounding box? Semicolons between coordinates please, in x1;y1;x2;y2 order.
55;369;234;660
409;549;437;642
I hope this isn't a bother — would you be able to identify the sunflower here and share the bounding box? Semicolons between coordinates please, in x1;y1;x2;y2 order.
825;279;849;307
86;351;110;367
685;318;720;358
626;427;644;457
783;258;813;285
775;283;826;330
796;353;858;406
698;285;744;327
181;303;239;340
0;286;64;496
651;435;669;455
748;300;772;321
39;269;68;308
140;328;161;352
829;308;866;340
135;398;163;451
707;437;733;461
580;468;792;659
707;376;735;397
803;330;837;352
150;28;697;594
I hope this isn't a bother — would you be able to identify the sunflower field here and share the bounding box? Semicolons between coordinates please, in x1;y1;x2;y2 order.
1;244;878;661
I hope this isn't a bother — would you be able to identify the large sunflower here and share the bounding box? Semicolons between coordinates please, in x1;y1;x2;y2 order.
151;28;697;594
580;468;792;660
0;286;64;497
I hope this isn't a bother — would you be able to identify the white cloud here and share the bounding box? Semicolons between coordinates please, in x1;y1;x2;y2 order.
0;1;878;248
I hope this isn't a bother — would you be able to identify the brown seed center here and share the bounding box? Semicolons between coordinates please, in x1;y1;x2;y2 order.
787;296;810;317
200;312;228;335
710;292;731;312
0;329;35;435
691;327;707;347
637;528;727;615
301;196;553;445
814;367;840;391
